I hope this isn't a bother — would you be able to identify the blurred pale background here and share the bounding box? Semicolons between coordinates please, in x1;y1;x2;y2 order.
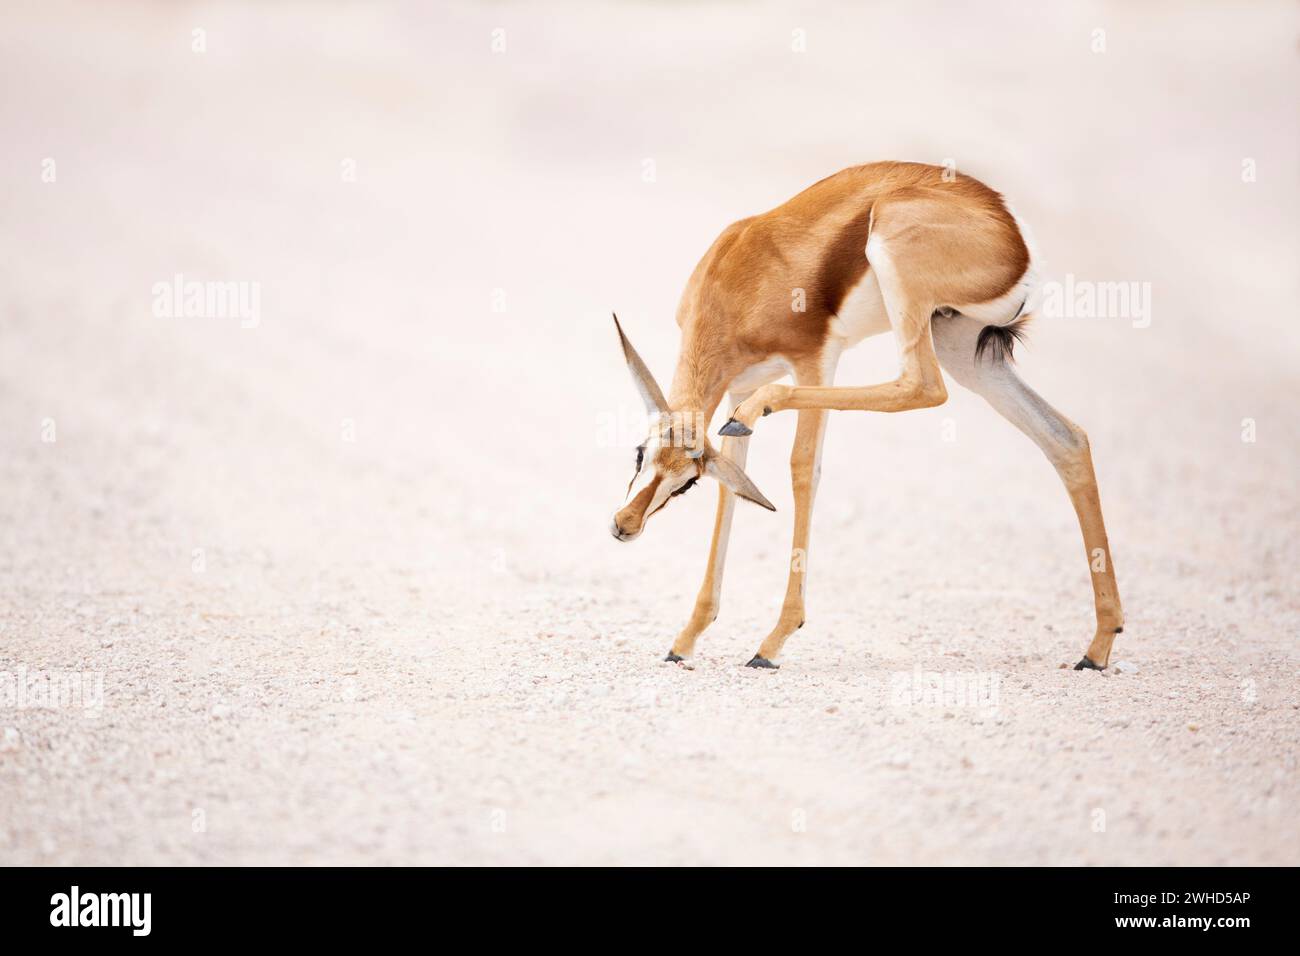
1;1;1296;864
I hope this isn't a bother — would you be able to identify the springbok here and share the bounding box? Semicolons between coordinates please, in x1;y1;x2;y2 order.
609;161;1123;671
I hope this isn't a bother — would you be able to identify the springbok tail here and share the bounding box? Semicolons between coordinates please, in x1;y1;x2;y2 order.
974;313;1033;363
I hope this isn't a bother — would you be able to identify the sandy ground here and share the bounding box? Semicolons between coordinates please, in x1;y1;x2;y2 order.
1;1;1297;865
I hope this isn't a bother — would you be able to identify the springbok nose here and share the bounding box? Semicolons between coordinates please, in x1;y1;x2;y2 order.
610;519;627;541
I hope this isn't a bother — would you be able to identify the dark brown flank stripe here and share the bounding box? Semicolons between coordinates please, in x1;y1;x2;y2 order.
810;204;876;318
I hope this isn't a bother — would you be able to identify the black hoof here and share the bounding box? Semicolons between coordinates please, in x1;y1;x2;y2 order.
664;652;685;663
718;418;752;437
746;655;779;669
1073;656;1105;671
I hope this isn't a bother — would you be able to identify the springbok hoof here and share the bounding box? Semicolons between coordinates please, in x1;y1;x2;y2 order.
718;419;753;437
1073;657;1105;671
664;651;685;663
746;655;779;669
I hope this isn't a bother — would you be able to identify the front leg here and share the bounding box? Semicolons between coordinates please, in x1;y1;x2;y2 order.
666;428;750;661
721;371;946;436
720;295;948;438
746;405;829;668
718;382;790;436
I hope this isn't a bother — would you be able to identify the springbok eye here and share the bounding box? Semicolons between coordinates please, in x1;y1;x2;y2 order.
634;446;645;472
670;476;698;497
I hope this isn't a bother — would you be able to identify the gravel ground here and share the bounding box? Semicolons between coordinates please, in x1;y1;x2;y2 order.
1;1;1297;865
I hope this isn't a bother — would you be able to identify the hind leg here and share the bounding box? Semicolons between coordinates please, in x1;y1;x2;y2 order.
932;314;1124;668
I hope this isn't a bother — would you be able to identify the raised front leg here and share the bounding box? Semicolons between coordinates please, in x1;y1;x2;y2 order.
746;404;829;669
723;369;946;434
666;412;751;661
720;256;947;437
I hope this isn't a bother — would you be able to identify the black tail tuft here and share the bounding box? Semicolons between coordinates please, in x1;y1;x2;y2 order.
974;316;1031;364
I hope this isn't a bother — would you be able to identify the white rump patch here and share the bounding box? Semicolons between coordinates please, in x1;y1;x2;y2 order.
953;206;1041;326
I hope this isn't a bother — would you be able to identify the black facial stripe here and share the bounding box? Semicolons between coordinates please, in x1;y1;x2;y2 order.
626;444;647;496
670;476;698;497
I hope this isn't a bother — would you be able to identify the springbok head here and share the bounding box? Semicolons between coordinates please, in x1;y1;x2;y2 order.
609;314;773;542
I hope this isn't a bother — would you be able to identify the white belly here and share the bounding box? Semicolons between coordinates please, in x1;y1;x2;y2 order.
728;355;793;396
828;268;892;347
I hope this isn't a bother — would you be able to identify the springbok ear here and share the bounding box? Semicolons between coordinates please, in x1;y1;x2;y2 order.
704;451;776;511
612;313;669;417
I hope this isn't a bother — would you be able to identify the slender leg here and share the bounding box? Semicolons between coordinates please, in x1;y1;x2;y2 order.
666;394;752;660
745;356;838;668
722;313;945;428
932;315;1125;668
747;405;829;668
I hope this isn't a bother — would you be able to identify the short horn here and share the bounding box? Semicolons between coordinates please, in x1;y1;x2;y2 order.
612;313;669;417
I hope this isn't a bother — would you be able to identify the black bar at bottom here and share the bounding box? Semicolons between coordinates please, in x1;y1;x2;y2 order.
0;866;1286;944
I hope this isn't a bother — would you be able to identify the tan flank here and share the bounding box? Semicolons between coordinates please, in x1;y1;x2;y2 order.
611;162;1123;671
